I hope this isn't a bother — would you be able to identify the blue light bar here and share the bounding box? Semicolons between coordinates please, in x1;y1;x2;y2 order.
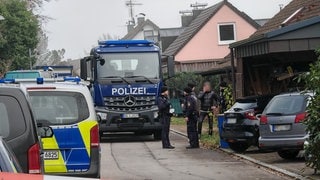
37;77;44;84
0;78;15;83
98;40;154;47
63;76;81;84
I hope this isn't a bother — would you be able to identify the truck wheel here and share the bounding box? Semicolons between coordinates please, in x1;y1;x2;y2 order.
154;131;162;140
228;142;249;153
277;150;299;159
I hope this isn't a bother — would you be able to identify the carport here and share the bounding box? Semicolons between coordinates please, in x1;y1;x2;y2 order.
230;16;320;98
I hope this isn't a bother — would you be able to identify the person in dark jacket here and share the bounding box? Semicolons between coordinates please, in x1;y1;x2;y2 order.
158;86;174;149
198;82;219;136
183;87;199;149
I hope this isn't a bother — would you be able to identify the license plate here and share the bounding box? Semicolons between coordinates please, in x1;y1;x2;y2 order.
273;124;291;132
121;114;139;118
43;150;59;160
227;118;237;124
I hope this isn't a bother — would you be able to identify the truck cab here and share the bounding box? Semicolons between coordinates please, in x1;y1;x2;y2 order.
81;40;174;139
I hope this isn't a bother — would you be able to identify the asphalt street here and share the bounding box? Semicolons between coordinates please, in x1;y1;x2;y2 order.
100;132;288;180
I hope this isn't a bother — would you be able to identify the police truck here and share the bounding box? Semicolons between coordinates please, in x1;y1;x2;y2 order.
80;40;174;140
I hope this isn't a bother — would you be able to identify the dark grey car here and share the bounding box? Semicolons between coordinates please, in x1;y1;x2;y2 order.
0;136;22;173
259;92;311;159
221;95;274;152
0;86;42;173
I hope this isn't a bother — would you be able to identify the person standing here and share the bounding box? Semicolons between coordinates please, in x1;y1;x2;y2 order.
183;87;199;149
198;82;219;136
158;86;174;149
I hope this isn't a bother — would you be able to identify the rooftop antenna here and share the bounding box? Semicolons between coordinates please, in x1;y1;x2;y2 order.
279;4;284;11
190;2;208;10
125;0;142;26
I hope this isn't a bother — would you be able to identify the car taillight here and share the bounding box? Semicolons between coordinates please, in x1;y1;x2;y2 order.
295;112;307;123
245;111;257;120
28;143;41;174
260;115;268;124
90;124;99;148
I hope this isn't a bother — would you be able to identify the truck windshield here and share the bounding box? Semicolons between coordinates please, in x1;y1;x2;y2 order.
98;52;160;79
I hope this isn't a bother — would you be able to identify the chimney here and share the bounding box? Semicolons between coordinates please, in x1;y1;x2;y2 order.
192;9;202;18
137;16;145;26
181;15;194;27
127;24;134;33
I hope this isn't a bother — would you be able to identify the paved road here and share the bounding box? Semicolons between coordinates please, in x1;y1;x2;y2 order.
100;132;287;180
244;147;316;178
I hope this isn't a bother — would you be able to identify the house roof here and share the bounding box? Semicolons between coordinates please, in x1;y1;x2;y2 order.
230;0;320;48
122;19;160;40
253;0;320;36
163;0;260;57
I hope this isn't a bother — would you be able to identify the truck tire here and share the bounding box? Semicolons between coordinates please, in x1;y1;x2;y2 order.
154;131;162;140
277;150;299;159
228;142;249;153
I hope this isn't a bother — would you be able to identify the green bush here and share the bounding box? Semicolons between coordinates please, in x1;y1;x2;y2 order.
299;49;320;171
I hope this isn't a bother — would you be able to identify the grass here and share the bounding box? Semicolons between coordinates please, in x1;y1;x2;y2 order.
170;116;185;125
200;132;220;149
171;117;221;149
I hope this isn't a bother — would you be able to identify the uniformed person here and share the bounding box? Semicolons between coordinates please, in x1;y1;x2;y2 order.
198;82;219;136
183;87;199;149
158;86;175;149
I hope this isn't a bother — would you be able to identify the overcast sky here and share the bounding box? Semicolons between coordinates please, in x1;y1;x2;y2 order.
42;0;292;60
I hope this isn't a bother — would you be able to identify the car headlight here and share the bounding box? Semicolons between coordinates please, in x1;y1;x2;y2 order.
154;112;158;118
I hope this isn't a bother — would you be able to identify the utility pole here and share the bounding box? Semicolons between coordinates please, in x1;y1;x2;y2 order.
125;0;142;26
29;48;32;70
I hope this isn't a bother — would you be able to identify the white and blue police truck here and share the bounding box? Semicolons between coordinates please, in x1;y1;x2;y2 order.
80;40;174;140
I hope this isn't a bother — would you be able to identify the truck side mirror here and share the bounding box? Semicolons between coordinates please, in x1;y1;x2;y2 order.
80;58;87;80
167;56;175;78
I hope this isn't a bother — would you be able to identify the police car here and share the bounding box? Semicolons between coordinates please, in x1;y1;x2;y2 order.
20;77;100;178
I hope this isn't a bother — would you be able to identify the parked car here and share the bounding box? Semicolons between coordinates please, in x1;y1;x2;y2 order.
259;92;311;159
0;137;23;173
4;70;53;79
221;95;274;152
22;77;100;178
0;86;42;173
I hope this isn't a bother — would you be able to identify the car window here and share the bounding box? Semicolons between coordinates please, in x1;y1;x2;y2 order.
264;95;307;115
229;102;256;111
29;91;90;125
0;96;26;139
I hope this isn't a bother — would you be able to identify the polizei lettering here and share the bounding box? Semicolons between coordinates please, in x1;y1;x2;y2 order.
111;87;147;95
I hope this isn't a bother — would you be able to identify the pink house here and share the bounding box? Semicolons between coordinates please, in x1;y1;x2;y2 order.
163;0;260;73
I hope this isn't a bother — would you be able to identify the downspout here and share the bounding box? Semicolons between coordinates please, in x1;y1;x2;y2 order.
230;47;236;100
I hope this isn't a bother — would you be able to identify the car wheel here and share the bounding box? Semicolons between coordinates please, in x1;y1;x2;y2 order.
228;142;249;153
277;150;300;159
154;131;162;140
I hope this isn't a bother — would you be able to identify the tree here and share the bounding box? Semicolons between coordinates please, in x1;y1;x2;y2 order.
299;49;320;171
0;0;39;73
166;72;203;98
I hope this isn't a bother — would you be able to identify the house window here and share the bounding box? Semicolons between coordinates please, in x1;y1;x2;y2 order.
144;30;158;42
218;23;236;45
